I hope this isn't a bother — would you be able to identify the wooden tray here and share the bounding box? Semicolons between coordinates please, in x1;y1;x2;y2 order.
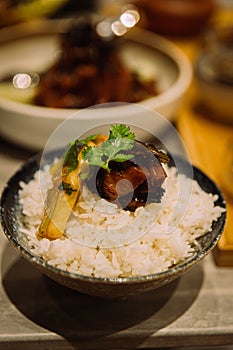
177;99;233;266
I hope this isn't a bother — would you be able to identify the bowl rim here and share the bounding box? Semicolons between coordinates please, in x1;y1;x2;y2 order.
0;19;193;120
0;152;226;286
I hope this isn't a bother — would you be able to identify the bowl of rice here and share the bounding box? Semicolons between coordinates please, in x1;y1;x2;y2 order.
0;122;226;298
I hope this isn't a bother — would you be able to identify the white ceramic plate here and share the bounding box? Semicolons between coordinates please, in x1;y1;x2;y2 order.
0;20;192;150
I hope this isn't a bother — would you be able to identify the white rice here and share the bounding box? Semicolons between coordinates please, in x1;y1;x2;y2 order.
18;163;225;278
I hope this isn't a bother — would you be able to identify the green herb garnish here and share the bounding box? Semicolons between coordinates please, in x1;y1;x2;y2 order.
62;124;136;174
109;124;135;140
82;124;135;172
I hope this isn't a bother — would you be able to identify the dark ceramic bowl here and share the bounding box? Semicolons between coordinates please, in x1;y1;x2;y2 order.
0;153;226;298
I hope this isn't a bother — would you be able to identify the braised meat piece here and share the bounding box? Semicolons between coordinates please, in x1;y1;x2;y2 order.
86;141;168;211
34;18;158;108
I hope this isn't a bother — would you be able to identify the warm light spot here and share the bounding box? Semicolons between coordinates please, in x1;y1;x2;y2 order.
12;72;39;89
111;20;127;36
96;20;113;38
120;9;140;28
13;73;31;89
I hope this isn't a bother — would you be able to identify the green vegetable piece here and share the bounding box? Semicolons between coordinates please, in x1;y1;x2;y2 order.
63;140;80;173
59;181;78;196
79;134;99;145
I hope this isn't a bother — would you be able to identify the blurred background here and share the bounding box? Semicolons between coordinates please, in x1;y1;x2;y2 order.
0;0;232;127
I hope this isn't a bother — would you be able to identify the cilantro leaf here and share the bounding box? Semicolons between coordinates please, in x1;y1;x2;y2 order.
109;124;135;141
111;153;134;162
83;146;103;167
83;137;135;172
110;137;135;151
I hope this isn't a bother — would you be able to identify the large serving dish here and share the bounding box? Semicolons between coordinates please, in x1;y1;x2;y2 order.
0;19;192;150
0;150;226;298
